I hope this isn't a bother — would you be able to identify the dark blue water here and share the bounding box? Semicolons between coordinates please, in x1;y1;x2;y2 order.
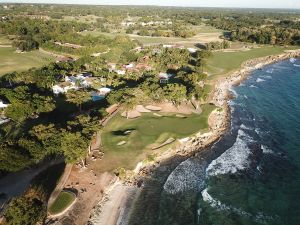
160;59;300;225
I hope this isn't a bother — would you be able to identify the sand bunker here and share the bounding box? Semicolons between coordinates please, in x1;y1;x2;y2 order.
136;105;151;113
117;141;126;146
145;105;162;111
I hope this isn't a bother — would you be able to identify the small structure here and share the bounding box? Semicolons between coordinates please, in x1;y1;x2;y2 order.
0;101;9;108
158;72;173;84
187;47;198;53
116;70;126;75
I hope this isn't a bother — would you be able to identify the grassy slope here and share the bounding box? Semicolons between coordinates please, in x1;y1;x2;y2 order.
96;104;216;172
0;47;55;76
205;46;298;78
49;191;76;215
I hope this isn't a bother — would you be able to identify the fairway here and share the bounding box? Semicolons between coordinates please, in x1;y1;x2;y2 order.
49;191;76;215
205;46;298;78
0;47;55;76
95;104;216;172
80;24;223;47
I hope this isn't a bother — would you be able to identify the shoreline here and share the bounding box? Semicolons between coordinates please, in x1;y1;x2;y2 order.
88;49;300;225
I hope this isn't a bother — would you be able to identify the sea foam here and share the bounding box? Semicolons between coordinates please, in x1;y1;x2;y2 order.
163;158;207;194
206;129;252;177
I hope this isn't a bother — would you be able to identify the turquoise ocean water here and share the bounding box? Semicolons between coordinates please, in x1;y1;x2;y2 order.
158;59;300;225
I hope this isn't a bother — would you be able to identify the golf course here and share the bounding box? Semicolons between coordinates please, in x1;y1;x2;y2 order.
0;47;55;76
94;104;217;173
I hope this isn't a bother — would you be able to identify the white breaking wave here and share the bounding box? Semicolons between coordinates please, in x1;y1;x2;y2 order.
250;84;258;88
290;58;297;63
261;75;272;79
206;129;252;177
266;69;274;74
240;123;252;130
256;78;266;83
229;87;238;97
293;64;300;67
261;145;275;154
163;158;206;194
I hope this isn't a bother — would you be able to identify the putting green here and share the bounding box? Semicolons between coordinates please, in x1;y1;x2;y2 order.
94;104;216;172
49;191;76;215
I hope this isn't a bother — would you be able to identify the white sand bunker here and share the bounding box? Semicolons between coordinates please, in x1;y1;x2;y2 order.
136;105;151;113
124;130;132;135
176;114;186;118
146;105;162;111
153;113;162;117
117;141;126;146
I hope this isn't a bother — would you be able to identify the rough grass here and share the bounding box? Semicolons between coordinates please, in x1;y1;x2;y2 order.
49;191;76;215
0;47;55;76
205;45;299;78
95;104;216;172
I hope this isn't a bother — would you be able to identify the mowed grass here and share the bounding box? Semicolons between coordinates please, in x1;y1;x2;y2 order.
95;104;216;172
0;47;55;76
205;45;299;78
49;191;76;215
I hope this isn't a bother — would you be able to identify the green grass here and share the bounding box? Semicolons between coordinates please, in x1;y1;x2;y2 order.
0;47;55;76
205;45;299;78
95;104;216;172
49;191;76;215
0;35;12;45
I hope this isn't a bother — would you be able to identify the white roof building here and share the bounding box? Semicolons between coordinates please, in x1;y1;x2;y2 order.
116;70;126;75
0;101;9;108
187;48;198;53
98;87;112;95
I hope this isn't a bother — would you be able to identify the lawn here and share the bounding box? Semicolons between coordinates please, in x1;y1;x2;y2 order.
48;191;76;215
205;45;299;78
0;47;55;76
95;104;216;172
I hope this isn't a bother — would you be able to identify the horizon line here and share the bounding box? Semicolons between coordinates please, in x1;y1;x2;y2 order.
1;2;300;10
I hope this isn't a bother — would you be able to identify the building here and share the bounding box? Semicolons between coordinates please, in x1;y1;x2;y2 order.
158;72;173;84
0;101;9;108
187;48;198;53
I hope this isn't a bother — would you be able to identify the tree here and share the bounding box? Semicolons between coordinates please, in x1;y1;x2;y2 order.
4;196;46;225
61;132;89;164
0;145;33;172
66;89;90;112
163;84;187;105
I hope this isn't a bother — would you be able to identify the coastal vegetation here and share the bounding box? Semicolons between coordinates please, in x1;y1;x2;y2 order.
0;3;299;225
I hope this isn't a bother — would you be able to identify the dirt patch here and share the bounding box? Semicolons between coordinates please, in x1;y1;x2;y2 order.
46;167;116;225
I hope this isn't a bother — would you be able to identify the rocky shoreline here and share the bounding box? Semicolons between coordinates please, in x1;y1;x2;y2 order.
88;49;300;225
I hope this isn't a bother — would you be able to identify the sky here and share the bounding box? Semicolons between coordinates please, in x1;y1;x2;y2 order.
1;0;300;9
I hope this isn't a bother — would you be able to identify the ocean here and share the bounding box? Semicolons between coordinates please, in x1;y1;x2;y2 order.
157;59;300;225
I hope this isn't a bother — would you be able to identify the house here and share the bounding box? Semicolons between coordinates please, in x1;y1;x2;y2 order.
158;73;173;84
187;48;198;53
0;101;9;108
52;82;78;95
91;87;112;102
98;87;112;95
163;44;175;48
116;70;126;75
123;63;135;69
